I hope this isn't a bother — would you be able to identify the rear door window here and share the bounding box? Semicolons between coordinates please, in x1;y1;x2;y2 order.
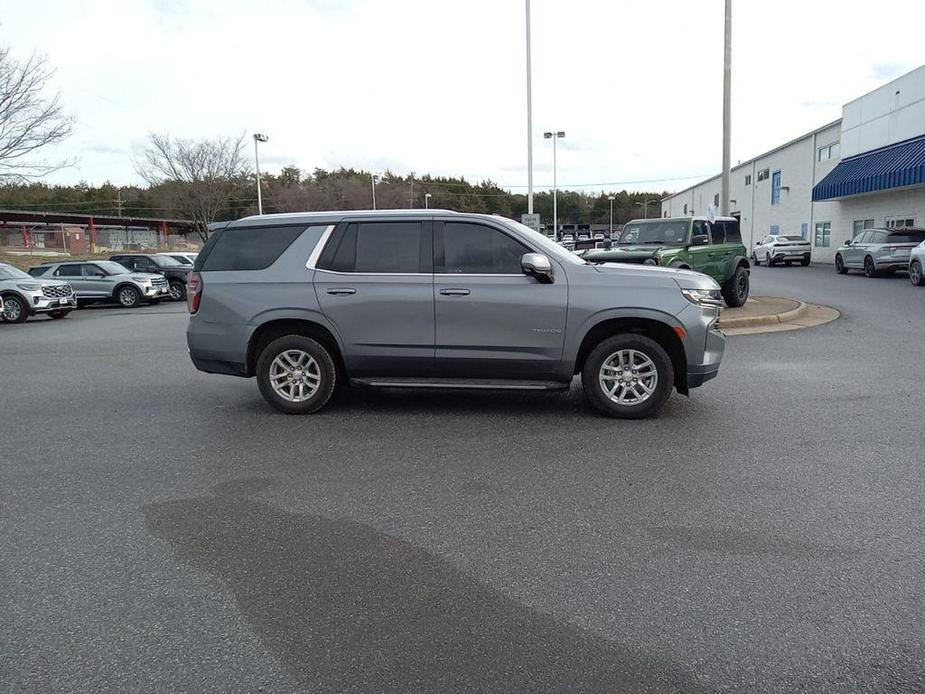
710;222;726;244
55;264;82;277
200;225;309;271
355;222;423;273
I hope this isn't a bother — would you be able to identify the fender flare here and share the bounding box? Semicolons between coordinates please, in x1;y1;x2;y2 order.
246;307;348;369
566;306;687;363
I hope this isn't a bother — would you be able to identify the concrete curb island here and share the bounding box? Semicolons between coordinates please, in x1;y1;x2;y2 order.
718;296;839;335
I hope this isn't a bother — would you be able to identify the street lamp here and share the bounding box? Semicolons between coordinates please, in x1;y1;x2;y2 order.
424;192;432;209
543;131;565;237
608;195;615;236
253;133;268;215
371;173;379;210
635;198;658;219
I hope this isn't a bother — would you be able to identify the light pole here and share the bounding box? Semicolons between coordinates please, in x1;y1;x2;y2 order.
721;0;732;215
253;133;268;215
424;193;432;209
635;199;658;219
543;131;565;237
525;0;534;214
371;173;379;210
608;195;615;236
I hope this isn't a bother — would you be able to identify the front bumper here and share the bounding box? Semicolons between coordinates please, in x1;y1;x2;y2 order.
142;285;170;298
31;294;77;313
678;303;726;390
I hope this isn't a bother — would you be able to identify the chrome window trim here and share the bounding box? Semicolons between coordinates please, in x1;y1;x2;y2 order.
313;268;431;277
304;224;337;269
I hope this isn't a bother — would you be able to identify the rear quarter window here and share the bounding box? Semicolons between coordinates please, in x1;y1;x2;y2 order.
199;225;309;271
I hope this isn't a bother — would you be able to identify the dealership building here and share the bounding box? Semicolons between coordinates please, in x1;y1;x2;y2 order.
661;64;925;263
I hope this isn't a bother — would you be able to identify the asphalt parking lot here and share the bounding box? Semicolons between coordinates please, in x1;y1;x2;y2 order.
2;265;924;693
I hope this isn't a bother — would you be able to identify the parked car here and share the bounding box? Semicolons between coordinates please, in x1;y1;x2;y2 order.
28;261;169;307
752;234;812;266
0;262;76;323
909;240;925;286
593;233;605;241
156;251;198;266
561;234;575;243
187;210;726;419
582;216;750;307
110;253;191;301
835;228;925;277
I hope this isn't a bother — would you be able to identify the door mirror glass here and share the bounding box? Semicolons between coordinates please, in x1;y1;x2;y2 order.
521;253;554;283
844;239;852;246
690;234;710;246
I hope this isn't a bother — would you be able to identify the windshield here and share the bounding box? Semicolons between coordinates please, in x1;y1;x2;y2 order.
151;255;184;267
97;261;131;275
888;231;925;244
618;220;689;245
0;264;32;280
500;219;586;265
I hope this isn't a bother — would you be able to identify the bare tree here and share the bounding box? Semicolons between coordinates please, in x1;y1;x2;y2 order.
136;133;248;241
0;45;74;180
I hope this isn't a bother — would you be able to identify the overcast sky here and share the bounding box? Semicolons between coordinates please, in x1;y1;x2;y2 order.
3;0;923;194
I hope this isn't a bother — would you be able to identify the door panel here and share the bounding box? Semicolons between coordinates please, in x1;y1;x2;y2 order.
433;221;568;379
314;271;435;376
686;221;714;277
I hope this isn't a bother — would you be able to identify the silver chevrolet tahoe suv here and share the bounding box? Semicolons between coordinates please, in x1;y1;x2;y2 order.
187;210;726;418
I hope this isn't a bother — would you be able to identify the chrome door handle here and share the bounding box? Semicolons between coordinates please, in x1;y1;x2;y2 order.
439;288;470;296
326;287;356;295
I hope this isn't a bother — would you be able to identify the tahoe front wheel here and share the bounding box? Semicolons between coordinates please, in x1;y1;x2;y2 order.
582;334;674;419
256;335;336;414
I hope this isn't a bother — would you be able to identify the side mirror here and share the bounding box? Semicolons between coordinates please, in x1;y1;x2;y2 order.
844;239;852;246
690;234;710;246
521;253;554;284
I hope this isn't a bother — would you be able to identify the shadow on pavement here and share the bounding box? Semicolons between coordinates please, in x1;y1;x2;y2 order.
145;478;710;693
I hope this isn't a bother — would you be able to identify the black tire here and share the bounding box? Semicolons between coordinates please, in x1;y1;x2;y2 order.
751;253;761;266
863;256;877;278
256;335;337;415
1;294;29;323
168;280;186;301
785;260;793;266
800;256;811;267
148;299;162;305
910;260;924;286
116;285;141;308
765;252;774;267
581;334;674;419
722;265;750;307
48;309;72;319
835;254;848;274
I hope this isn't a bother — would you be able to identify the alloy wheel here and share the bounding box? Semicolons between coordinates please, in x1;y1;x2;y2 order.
911;261;923;286
3;298;22;322
119;287;139;307
269;350;321;403
599;349;658;405
169;283;182;300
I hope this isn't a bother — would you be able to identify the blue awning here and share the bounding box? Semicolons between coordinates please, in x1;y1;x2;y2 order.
812;134;925;201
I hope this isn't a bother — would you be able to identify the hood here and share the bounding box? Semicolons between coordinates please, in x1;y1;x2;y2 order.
125;272;166;281
585;245;661;260
0;277;71;290
592;262;720;290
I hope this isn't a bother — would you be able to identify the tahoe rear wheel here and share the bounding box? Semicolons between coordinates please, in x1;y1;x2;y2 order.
722;265;749;307
256;335;336;415
581;334;674;419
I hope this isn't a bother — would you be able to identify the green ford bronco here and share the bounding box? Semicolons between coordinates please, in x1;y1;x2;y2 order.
583;216;751;306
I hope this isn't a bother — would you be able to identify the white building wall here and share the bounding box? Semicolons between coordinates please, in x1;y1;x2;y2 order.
841;65;925;157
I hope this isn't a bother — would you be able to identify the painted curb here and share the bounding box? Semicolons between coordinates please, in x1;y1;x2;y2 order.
718;300;808;328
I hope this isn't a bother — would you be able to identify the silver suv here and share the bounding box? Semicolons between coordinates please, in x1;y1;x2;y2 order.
835;228;925;277
0;262;76;323
28;261;169;307
187;211;726;419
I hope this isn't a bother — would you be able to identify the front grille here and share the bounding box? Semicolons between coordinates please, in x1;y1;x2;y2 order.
42;284;72;298
151;277;168;287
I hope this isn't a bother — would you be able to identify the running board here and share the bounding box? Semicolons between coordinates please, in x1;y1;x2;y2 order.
350;377;570;391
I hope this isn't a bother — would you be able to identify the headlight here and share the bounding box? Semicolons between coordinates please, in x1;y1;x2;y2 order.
16;282;42;291
681;288;724;307
643;257;659;266
132;276;152;284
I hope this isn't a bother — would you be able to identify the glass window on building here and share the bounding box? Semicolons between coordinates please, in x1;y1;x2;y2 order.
885;217;916;229
745;174;752;186
817;142;840;162
852;219;874;236
814;221;831;247
771;171;782;205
